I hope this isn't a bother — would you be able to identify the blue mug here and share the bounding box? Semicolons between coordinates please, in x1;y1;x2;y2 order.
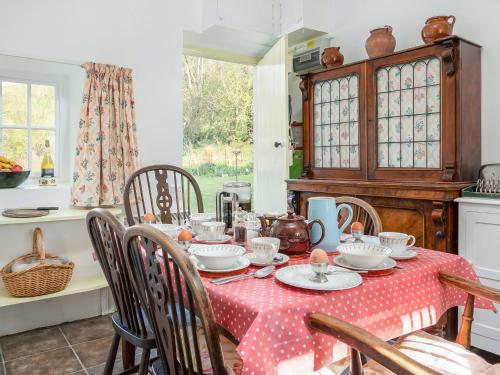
307;197;353;252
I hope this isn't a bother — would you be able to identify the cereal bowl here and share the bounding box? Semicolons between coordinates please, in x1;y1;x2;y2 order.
337;243;392;269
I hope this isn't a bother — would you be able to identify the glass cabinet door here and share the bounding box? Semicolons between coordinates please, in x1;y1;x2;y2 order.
367;45;449;181
376;57;441;169
309;65;366;179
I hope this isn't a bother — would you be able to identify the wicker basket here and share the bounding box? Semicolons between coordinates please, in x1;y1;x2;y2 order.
0;228;74;297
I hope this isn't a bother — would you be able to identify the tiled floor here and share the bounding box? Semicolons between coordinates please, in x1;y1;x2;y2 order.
1;314;499;375
0;315;145;375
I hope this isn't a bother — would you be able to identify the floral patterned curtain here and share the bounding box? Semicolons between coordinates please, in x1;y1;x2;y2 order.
71;62;139;207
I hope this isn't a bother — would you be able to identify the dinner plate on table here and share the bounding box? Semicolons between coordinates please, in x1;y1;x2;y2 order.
190;255;250;273
334;255;396;271
390;249;418;260
275;264;363;291
244;253;289;267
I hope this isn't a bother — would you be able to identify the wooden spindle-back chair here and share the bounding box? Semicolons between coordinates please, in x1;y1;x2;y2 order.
307;272;500;375
123;165;204;226
335;196;383;236
86;208;156;375
123;224;242;375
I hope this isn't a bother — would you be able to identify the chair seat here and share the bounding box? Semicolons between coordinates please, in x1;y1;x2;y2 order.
364;330;498;375
150;332;242;375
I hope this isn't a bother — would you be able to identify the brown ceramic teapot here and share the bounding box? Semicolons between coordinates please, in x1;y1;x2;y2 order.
421;15;455;44
260;211;325;255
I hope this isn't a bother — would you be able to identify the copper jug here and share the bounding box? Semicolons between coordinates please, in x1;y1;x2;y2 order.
321;47;344;69
260;211;325;255
365;26;396;58
421;15;455;44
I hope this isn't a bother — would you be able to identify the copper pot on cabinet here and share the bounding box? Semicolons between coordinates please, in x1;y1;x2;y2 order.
321;47;344;69
365;26;396;58
421;15;456;44
260;211;325;255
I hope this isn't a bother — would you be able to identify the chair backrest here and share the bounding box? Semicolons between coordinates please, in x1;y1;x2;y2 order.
86;208;148;338
335;196;383;236
123;164;204;226
124;224;227;375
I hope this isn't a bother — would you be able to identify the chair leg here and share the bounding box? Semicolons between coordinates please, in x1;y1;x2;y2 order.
122;339;136;369
103;333;121;375
138;348;150;375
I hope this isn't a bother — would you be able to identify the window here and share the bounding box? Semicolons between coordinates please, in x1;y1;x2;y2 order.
0;78;57;175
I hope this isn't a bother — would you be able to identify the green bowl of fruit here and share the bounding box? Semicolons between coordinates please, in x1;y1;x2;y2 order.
0;156;30;188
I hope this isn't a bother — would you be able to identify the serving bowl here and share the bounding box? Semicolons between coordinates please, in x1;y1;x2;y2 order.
0;171;30;188
337;243;392;269
190;244;245;270
150;224;179;239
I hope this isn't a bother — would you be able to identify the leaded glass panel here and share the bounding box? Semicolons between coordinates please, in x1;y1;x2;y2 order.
313;74;359;169
376;57;441;168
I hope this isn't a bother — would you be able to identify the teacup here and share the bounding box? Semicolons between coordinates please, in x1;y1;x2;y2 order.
251;237;280;263
189;213;216;235
201;221;226;240
378;232;416;256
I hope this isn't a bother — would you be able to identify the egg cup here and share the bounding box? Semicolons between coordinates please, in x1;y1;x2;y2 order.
309;262;329;283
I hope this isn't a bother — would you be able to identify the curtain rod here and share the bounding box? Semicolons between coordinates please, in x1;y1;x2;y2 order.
0;52;81;67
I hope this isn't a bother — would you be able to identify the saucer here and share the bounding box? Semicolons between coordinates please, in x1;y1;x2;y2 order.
190;255;250;273
244;253;289;267
333;255;396;271
194;234;232;244
390;249;418;260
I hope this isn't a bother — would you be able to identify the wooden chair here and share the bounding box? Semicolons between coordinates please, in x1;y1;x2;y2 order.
336;196;383;236
86;208;157;375
123;164;204;226
123;224;242;375
307;272;500;375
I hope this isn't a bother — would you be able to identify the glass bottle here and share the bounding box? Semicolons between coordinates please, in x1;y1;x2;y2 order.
245;212;261;246
41;139;54;177
233;206;247;245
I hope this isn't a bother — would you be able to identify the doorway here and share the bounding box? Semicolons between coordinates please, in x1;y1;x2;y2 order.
182;55;254;212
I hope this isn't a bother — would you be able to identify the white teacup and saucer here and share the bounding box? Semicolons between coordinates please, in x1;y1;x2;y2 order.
246;237;289;266
378;232;417;260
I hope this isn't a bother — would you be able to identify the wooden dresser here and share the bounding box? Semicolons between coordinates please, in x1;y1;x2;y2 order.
287;36;481;254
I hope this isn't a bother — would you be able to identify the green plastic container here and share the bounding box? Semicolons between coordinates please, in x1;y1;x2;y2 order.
461;185;500;199
289;150;303;179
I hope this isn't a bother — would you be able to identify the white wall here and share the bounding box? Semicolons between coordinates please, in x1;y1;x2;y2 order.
331;0;500;164
0;0;202;168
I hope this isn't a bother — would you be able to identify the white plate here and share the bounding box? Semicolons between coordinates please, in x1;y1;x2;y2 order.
244;253;289;267
194;234;232;243
390;249;418;260
275;264;363;291
191;255;250;273
334;255;396;271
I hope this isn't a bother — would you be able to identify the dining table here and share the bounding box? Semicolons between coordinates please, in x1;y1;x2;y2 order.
185;246;494;375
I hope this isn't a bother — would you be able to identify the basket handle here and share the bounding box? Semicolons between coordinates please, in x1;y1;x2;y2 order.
32;227;46;262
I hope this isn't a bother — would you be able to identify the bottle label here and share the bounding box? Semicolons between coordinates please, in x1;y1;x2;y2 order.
41;168;55;177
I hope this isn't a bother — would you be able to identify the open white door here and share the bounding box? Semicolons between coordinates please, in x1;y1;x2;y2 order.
253;36;289;213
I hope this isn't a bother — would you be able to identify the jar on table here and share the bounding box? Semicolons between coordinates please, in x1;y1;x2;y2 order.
245;212;261;246
233;207;247;245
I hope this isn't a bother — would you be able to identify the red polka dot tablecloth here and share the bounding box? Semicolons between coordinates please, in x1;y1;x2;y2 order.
200;248;494;375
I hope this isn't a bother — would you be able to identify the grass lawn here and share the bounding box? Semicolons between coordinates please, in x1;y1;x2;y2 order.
192;174;253;213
